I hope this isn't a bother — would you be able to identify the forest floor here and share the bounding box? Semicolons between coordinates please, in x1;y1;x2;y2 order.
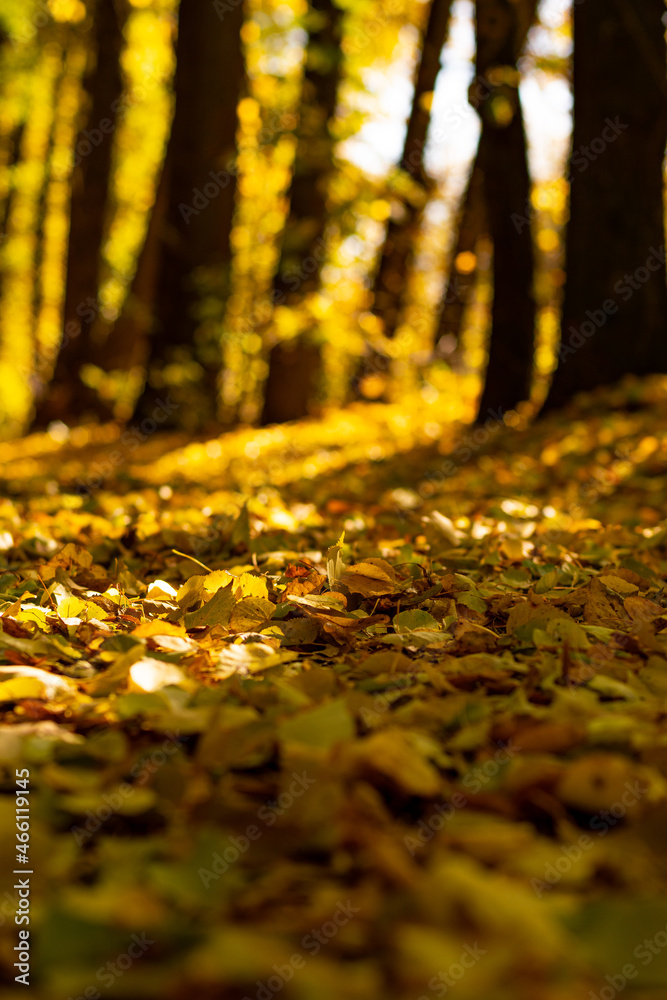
3;376;667;999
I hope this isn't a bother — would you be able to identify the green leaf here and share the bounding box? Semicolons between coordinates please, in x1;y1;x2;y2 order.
533;569;560;593
394;609;441;632
230;501;252;551
184;582;235;629
278;697;355;748
455;591;487;614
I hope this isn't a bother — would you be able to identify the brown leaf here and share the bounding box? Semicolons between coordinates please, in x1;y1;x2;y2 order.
281;570;322;600
339;558;398;598
506;597;570;633
623;595;666;625
583;577;627;626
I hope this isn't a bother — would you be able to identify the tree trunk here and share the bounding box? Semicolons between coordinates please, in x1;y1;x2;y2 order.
132;0;245;433
474;0;537;424
33;48;68;328
352;0;454;402
260;0;343;425
542;0;667;412
99;144;171;371
433;138;488;357
261;340;322;425
0;123;24;304
371;0;454;338
32;0;125;428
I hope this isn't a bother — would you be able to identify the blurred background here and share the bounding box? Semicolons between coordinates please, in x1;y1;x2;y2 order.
0;0;665;445
0;0;578;438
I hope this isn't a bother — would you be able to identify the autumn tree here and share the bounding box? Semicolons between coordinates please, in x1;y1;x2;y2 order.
98;142;171;374
32;0;126;427
434;0;539;379
542;0;667;412
131;0;245;432
350;0;453;400
472;0;537;424
260;0;343;425
0;120;24;308
371;0;453;338
433;146;487;357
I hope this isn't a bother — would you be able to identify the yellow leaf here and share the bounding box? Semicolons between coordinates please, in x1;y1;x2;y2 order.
0;677;46;701
599;575;639;595
347;729;441;797
128;658;191;692
132;620;187;638
183;583;236;629
230;597;275;633
53;543;93;569
500;536;530;562
0;667;76;701
17;605;48;626
203;570;268;600
278;698;355;748
234;573;269;600
202;570;234;593
57;596;88;619
557;754;666;812
146;580;178;600
327;531;345;587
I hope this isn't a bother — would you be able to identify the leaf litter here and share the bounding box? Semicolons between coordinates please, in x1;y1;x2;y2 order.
2;379;667;997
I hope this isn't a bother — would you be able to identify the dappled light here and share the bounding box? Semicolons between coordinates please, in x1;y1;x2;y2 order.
1;0;667;998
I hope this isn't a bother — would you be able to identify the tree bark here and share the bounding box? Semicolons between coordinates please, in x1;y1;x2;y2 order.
371;0;454;338
0;123;24;304
32;47;68;329
99;144;171;371
542;0;667;412
473;0;537;424
132;0;245;433
32;0;125;427
351;0;454;402
433;138;488;356
260;0;343;425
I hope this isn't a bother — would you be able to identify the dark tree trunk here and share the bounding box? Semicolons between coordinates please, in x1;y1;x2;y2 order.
32;0;125;427
33;48;68;328
371;0;453;338
99;145;171;371
261;340;322;425
0;122;24;303
352;0;453;402
261;0;342;425
475;100;534;421
542;0;667;412
132;0;245;433
474;0;537;424
434;138;488;356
